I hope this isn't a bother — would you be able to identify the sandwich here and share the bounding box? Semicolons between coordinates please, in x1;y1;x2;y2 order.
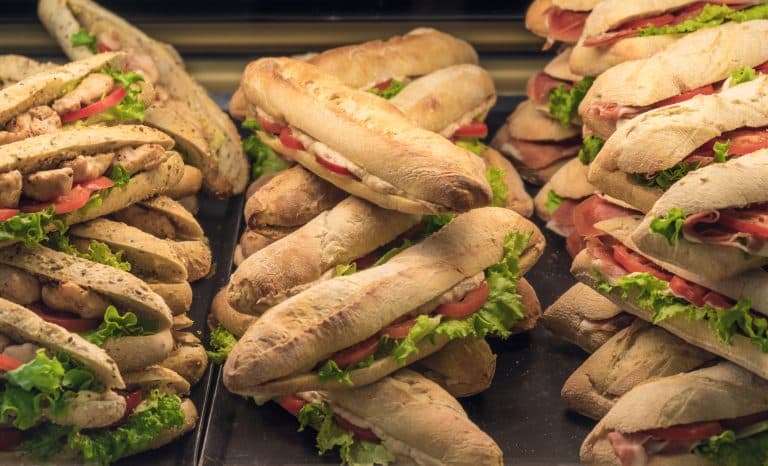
581;362;768;466
562;193;640;258
113;195;205;241
274;369;503;466
534;157;598;252
571;214;768;379
525;0;603;49
562;320;714;420
228;27;479;119
579;20;768;139
0;244;175;372
589;73;768;216
526;48;593;128
223;207;544;402
491;99;582;184
570;0;768;76
239;57;492;215
0;298;197;464
0;55;56;89
542;282;632;353
0;124;184;249
157;331;208;386
38;0;249;198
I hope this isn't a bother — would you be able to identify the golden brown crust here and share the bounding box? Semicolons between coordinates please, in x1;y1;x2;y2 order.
417;338;497;398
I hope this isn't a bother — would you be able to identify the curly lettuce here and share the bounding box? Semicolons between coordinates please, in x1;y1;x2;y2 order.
456;139;488;155
84;306;158;347
598;272;768;351
649;208;687;245
93;68;147;123
730;66;759;86
0;207;63;247
545;190;564;214
636;160;700;190
578;135;604;165
46;231;131;272
714;140;731;163
242;119;290;180
108;164;131;189
548;77;594;128
694;423;768;466
70;29;97;54
297;402;395;466
206;325;238;365
316;356;374;386
485;167;508;208
367;79;405;100
638;4;768;37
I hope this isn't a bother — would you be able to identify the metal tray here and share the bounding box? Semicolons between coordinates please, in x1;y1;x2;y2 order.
197;95;593;466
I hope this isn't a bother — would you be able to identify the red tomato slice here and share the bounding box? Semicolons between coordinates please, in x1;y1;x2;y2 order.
257;116;285;134
654;84;714;107
435;281;490;319
315;155;354;177
719;210;768;239
703;291;733;309
756;61;768;74
724;128;768;155
123;390;143;418
329;336;379;369
21;185;92;215
97;42;112;53
279;127;305;151
33;307;101;333
453;121;488;139
612;244;672;281
0;429;23;451
669;275;708;307
645;421;723;442
381;317;418;339
0;354;23;372
278;394;308;416
375;79;393;91
566;230;586;258
335;414;380;443
60;86;127;124
79;176;115;191
353;252;380;271
0;209;19;221
620;13;675;31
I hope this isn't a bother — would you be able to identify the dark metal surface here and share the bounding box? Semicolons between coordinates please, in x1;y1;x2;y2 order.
198;95;594;466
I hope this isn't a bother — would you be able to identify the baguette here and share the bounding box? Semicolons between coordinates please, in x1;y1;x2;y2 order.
562;320;714;420
241;57;492;214
417;338;497;398
534;157;595;221
224;207;544;400
114;195;205;241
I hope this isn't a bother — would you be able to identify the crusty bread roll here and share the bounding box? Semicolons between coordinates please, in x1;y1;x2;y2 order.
572;215;768;379
562;320;714;420
224;208;544;400
526;0;553;38
579;20;768;138
148;282;193;315
580;362;768;466
241;57;492;214
544;47;582;82
209;286;257;339
417;338;497;398
534;157;595;221
500;99;580;142
542;283;630;353
306;28;478;90
322;369;503;466
230;196;420;314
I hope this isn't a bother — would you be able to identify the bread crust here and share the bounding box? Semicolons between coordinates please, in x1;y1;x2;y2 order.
245;165;346;228
163;164;203;199
39;0;248;197
542;283;629;352
241;57;491;214
137;195;206;240
306;28;478;89
230;197;420;314
534;157;595;220
209;286;257;338
544;47;582;82
580;363;768;466
526;0;553;38
501;100;580;142
417;338;497;398
148;282;193;315
0;297;124;389
518;157;570;185
562;320;713;420
224;208;544;396
572;34;679;77
324;369;503;466
480;147;534;217
0;55;57;89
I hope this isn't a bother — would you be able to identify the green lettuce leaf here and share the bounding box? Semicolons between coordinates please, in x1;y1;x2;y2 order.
334;263;358;277
485;167;508;208
600;272;768;351
78;193;103;216
373;239;413;267
548;77;594;128
694;429;768;466
206;325;238;365
391;315;441;365
456;139;488;155
420;214;455;238
545;190;563;214
65;390;185;465
0;207;62;248
649;208;686;245
297;402;395;466
636;160;700;190
316;360;354;386
46;231;131;272
108;164;131;189
714;140;731;163
367;80;405;99
242;119;290;180
730;66;759;86
70;29;97;53
578;135;605;165
638;4;768;37
97;68;147;122
84;306;158;347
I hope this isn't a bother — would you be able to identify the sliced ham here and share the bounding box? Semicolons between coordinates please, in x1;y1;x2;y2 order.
586;236;628;280
504;138;581;169
547;198;579;237
590;102;644;121
683;207;768;253
608;432;650;466
572;195;636;238
526;72;572;106
546;8;589;44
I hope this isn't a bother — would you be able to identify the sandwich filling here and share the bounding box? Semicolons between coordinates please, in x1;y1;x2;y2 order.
607;411;768;466
583;2;767;48
587;236;768;353
545;6;590;46
527;74;594;128
551;194;636;257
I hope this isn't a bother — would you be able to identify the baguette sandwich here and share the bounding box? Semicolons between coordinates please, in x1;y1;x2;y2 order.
581;362;768;466
38;0;249;197
224;208;544;402
526;0;603;49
